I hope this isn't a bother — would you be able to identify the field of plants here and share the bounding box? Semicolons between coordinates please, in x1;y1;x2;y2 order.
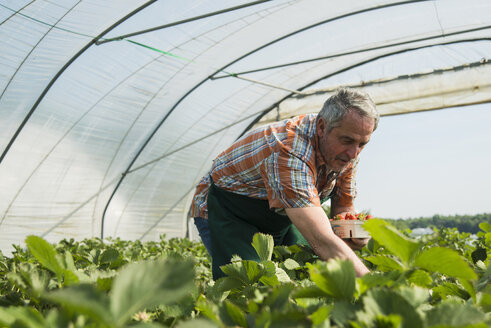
0;219;490;327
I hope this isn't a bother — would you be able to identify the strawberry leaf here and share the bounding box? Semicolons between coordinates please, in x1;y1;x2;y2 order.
308;259;356;301
363;219;421;267
25;235;64;278
251;233;274;262
414;247;477;280
110;256;195;326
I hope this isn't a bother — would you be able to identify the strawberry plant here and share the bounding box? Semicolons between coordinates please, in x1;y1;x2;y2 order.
0;219;489;327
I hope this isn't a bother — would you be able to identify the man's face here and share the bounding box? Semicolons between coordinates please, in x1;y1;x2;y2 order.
317;111;375;172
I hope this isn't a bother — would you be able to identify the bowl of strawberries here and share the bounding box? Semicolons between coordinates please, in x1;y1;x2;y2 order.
329;212;373;239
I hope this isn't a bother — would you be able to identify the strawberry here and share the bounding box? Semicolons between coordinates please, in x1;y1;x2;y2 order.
333;214;344;220
330;213;373;221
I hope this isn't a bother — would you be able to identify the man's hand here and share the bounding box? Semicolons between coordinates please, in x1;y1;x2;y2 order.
344;238;370;250
285;207;370;277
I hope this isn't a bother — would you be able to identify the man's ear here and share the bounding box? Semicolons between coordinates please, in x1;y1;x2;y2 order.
317;117;327;138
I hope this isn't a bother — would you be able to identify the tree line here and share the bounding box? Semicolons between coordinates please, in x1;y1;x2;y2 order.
385;213;491;234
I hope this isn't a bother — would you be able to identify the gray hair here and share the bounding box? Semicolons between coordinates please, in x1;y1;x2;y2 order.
318;88;379;132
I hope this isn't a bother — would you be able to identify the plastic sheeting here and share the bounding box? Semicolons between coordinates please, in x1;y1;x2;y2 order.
255;57;491;126
0;0;490;253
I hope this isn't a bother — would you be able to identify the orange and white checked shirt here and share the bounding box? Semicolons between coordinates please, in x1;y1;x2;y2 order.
190;114;357;219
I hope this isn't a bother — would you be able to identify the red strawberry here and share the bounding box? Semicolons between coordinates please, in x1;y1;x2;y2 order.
334;214;344;220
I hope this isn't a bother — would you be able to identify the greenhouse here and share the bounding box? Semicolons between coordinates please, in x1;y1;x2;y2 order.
1;0;490;251
0;1;490;326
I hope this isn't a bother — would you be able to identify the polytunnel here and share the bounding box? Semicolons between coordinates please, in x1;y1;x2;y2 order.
0;0;490;253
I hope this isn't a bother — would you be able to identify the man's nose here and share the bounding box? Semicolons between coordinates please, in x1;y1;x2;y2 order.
346;145;360;159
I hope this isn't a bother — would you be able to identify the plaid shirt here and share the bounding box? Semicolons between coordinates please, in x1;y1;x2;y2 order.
190;114;357;219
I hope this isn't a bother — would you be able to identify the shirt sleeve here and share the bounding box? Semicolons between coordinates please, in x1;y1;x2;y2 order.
190;175;211;219
260;148;321;209
333;159;358;208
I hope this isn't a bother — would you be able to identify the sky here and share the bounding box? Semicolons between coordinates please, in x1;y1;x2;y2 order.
353;103;491;220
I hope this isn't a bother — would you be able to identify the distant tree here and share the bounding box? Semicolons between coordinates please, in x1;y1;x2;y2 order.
385;213;491;234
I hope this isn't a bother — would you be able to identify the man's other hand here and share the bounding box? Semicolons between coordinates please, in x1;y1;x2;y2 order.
344;237;370;250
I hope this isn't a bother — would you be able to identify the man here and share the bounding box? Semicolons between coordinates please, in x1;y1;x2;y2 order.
191;88;379;279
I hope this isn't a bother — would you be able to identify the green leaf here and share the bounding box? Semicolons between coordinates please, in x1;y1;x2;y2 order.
43;283;112;325
370;314;403;328
308;259;356;301
252;233;274;262
195;295;221;325
212;276;244;295
414;247;477;280
432;282;470;301
425;299;487;327
219;300;248;327
459;278;477;303
159;295;196;319
272;245;292;261
359;271;401;290
219;261;247;283
479;222;491;232
254;307;310;328
262;284;295;310
365;255;404;272
100;248;120;264
397;286;429;308
274;266;291;283
478;289;491;312
366;238;381;255
293;245;317;264
110;256;195;327
241;260;264;283
357;288;424;328
131;323;167;328
330;300;358;327
311;305;331;327
6;264;50;302
62;269;79;286
292;285;327;299
96;276;114;292
61;251;76;271
0;307;15;326
25;235;64;277
220;260;267;285
43;308;71;328
176;318;218;328
0;306;45;328
258;261;291;286
407;269;433;288
283;258;301;270
362;219;421;267
485;232;491;248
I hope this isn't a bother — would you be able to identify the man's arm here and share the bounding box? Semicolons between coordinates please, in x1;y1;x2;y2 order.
285;206;370;277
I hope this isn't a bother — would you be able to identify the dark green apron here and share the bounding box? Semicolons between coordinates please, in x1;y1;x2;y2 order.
207;180;309;279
